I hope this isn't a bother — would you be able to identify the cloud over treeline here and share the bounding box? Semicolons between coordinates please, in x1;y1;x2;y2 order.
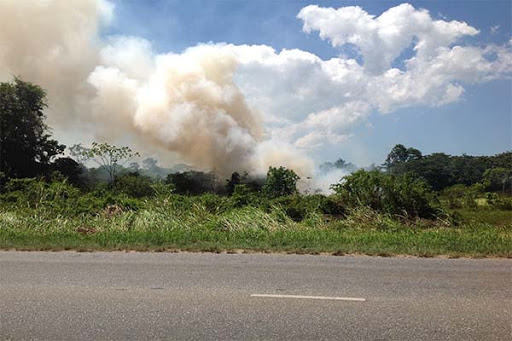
0;1;510;178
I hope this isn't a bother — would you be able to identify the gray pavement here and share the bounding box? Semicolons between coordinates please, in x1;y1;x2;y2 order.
0;251;511;340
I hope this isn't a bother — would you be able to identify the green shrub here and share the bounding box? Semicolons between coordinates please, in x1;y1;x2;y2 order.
1;178;80;208
331;170;438;219
151;181;175;197
486;193;512;210
269;194;345;222
230;184;255;207
114;173;155;198
441;184;479;209
263;166;299;198
69;193;141;215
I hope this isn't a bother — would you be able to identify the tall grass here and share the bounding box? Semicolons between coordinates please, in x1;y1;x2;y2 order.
1;200;510;257
1;177;510;256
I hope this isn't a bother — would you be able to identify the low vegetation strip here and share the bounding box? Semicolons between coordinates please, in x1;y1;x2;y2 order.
1;203;510;257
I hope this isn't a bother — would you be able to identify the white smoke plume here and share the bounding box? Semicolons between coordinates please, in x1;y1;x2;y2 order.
314;168;350;194
0;0;311;177
1;0;510;182
89;43;265;174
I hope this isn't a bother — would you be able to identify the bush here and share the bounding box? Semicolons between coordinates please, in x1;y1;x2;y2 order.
0;177;143;216
230;184;261;208
69;192;141;215
270;194;346;222
486;193;512;211
263;166;299;198
441;184;479;209
165;171;215;195
331;170;438;218
114;173;155;198
1;177;80;208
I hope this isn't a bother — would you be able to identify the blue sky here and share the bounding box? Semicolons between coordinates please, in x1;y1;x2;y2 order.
100;0;511;166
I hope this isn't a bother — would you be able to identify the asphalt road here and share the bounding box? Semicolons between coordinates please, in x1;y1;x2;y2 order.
1;251;511;340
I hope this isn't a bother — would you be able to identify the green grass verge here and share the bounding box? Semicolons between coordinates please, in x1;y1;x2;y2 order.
1;225;510;258
1;206;511;257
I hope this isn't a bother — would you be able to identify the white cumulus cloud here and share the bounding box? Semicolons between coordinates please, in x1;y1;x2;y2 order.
1;0;510;174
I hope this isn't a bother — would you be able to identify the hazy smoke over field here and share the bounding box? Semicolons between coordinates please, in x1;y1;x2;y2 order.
0;0;311;177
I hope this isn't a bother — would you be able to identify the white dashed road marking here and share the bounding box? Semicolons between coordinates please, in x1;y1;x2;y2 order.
250;294;366;302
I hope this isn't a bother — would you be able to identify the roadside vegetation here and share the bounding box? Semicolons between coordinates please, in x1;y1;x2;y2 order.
1;79;511;257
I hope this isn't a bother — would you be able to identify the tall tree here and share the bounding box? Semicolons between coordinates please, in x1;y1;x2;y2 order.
263;166;300;198
74;142;139;183
0;78;64;180
384;144;422;173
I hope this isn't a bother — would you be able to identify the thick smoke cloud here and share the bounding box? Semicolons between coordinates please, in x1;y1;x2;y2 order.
0;0;305;176
1;1;510;182
89;43;265;174
0;0;111;127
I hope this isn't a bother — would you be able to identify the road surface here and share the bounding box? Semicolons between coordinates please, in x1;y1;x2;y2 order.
1;251;511;340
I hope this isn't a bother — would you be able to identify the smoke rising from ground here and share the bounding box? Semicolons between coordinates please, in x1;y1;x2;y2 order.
1;0;510;185
0;0;312;178
89;43;266;174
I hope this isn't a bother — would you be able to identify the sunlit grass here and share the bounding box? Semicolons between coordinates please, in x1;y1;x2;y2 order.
1;204;510;257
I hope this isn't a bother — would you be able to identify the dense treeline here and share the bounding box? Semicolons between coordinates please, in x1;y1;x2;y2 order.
385;144;511;192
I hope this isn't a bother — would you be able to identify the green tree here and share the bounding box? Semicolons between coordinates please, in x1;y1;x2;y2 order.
51;157;86;188
483;167;512;193
384;144;422;173
114;172;155;198
0;78;64;180
72;142;139;183
263;166;300;198
69;143;90;165
165;171;215;195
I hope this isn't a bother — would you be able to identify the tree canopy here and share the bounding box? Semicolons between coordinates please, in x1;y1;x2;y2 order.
383;144;511;192
71;142;139;183
263;166;300;198
384;144;422;172
0;78;64;181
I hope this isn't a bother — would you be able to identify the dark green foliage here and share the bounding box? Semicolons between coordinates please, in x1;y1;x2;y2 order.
0;78;65;181
226;172;241;195
486;193;512;210
331;169;438;218
384;144;422;172
196;193;232;214
0;178;141;216
231;184;259;208
114;172;155;198
225;171;265;195
263;166;300;198
1;177;79;207
51;157;86;188
441;184;480;209
165;171;216;195
384;144;512;192
71;192;141;215
483;167;512;193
